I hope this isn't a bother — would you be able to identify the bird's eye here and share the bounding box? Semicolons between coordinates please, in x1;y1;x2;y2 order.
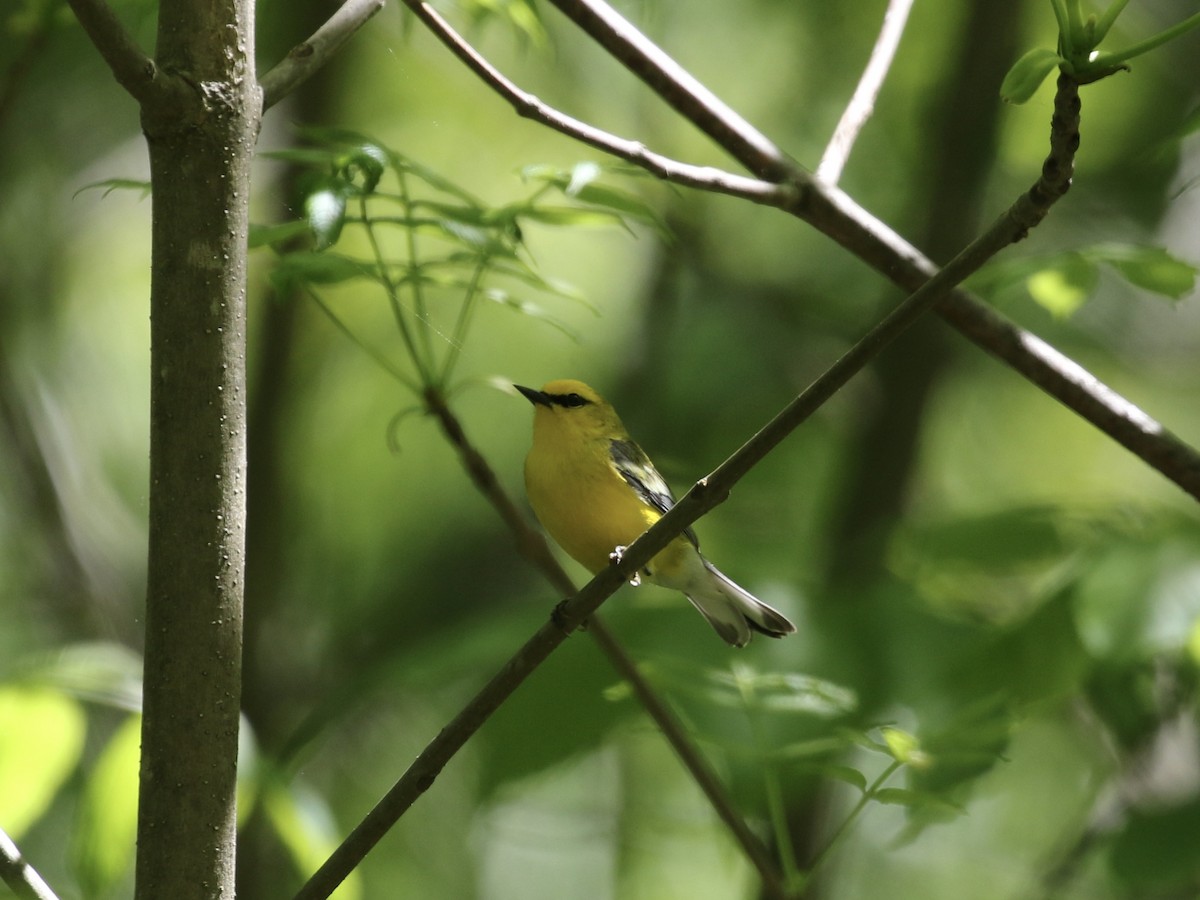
562;393;587;408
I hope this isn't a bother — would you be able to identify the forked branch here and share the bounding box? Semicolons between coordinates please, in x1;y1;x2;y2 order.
260;0;388;109
64;0;162;102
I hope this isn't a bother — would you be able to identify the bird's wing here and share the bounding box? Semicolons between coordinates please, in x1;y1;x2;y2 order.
609;439;699;548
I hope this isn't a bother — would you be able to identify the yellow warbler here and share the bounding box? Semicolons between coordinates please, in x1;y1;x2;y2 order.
516;379;795;647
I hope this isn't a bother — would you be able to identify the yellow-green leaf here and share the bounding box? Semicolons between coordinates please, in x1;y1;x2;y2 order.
1026;255;1096;319
266;781;362;899
71;714;141;897
882;727;931;768
0;687;86;837
1000;48;1064;104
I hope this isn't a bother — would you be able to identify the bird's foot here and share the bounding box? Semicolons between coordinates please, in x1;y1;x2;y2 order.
609;545;642;586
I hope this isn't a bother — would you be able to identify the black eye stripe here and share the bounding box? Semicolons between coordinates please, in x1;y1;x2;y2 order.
551;392;589;408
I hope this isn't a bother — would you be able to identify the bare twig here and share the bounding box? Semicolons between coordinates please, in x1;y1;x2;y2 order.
0;828;59;900
547;0;794;180
421;388;787;897
402;0;1200;502
546;0;796;179
400;0;787;204
260;0;388;110
817;0;915;184
64;0;161;103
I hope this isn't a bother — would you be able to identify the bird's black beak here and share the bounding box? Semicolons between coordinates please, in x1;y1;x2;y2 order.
514;384;551;406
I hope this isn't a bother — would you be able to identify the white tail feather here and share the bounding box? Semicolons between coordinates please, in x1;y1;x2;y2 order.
678;558;796;648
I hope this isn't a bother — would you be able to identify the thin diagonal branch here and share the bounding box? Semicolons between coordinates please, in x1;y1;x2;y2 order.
817;0;915;184
421;388;787;897
260;0;387;110
402;0;1200;502
0;828;59;900
64;0;159;103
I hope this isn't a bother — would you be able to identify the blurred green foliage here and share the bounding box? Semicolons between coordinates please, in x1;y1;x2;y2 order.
3;0;1200;898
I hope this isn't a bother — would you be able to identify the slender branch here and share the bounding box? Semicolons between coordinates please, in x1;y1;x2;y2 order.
64;0;160;103
0;828;60;900
545;0;794;180
804;760;903;880
817;0;915;184
260;0;387;110
421;388;787;898
402;0;1200;502
400;0;787;204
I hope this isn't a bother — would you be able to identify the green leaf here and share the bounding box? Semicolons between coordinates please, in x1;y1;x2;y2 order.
1026;253;1097;319
517;206;631;229
521;162;667;231
414;201;490;226
21;641;143;712
912;696;1016;795
338;143;388;195
873;787;926;807
1111;798;1200;890
1092;0;1131;46
691;665;858;716
564;161;602;196
304;185;348;250
397;155;484;206
1087;244;1198;300
72;178;152;200
775;735;858;761
264;780;362;899
1000;48;1064;104
568;182;666;230
882;727;931;769
806;764;869;792
482;289;579;340
463;0;549;46
893;506;1070;569
890;506;1080;625
0;687;86;837
261;147;346;167
270;252;380;290
71;714;141;897
250;220;312;249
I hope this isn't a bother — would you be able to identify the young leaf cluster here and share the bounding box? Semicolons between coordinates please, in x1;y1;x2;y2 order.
970;244;1197;320
254;128;661;394
637;656;1014;887
1001;1;1200;103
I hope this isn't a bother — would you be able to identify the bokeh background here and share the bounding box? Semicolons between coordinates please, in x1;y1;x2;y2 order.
3;0;1200;897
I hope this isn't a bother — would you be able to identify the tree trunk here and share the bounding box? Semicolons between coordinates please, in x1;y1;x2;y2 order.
134;0;260;895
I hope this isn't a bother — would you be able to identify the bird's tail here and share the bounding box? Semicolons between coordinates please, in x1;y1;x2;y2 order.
685;560;797;648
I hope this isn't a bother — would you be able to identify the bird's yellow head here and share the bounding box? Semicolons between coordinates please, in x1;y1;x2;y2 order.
514;379;628;443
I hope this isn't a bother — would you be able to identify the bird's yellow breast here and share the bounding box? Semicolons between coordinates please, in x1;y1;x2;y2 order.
524;434;688;576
